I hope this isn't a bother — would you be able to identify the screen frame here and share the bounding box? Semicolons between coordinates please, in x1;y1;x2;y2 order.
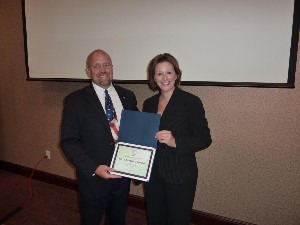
22;0;299;88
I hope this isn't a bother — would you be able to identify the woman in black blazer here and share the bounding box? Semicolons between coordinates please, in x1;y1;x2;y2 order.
143;53;212;225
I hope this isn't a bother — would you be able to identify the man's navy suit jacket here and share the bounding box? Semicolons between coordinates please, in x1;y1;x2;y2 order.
60;84;138;197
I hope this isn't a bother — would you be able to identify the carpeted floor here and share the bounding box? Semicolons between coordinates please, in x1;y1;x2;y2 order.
0;170;147;225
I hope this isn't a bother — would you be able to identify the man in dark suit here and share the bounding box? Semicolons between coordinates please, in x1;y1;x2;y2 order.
60;49;138;225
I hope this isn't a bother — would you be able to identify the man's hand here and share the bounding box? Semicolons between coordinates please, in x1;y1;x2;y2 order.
94;165;121;179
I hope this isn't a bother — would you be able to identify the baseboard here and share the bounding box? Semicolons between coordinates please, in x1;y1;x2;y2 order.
0;160;254;225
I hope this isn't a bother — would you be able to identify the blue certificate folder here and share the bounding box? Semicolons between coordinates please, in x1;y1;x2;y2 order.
118;110;161;149
110;110;161;181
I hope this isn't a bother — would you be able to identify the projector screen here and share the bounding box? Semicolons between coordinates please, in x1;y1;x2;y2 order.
22;0;299;87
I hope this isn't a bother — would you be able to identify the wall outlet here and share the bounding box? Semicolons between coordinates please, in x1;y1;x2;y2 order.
45;150;51;159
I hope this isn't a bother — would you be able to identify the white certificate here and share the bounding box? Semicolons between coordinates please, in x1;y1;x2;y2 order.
109;142;156;182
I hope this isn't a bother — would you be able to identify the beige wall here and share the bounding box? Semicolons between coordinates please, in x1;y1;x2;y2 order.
1;1;299;224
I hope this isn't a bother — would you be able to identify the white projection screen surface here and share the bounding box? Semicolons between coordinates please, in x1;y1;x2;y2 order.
23;0;299;87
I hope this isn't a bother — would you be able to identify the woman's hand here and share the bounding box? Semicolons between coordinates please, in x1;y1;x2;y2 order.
155;130;176;148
